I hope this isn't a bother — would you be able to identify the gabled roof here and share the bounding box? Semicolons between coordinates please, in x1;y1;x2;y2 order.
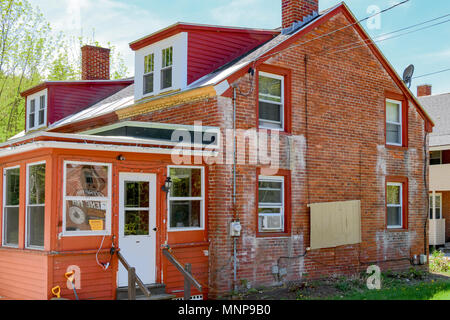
419;93;450;147
50;2;434;133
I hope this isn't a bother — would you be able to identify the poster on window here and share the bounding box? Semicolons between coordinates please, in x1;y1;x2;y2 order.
65;164;109;232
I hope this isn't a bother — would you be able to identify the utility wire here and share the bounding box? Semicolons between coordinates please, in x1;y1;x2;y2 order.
315;12;450;56
253;0;410;63
413;68;450;79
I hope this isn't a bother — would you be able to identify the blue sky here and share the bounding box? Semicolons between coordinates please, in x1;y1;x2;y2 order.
29;0;450;95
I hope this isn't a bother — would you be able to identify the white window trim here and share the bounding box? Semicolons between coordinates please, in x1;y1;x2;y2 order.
160;46;173;92
2;165;20;248
25;161;46;250
258;175;285;233
167;165;205;232
62;161;112;237
259;71;285;131
429;193;442;220
143;53;155;95
386;98;402;146
387;182;403;229
27;89;48;132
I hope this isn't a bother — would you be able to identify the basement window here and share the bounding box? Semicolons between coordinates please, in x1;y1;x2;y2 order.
143;53;154;95
259;72;284;130
168;166;204;231
63;161;112;236
26;162;46;249
3;167;20;247
161;46;173;90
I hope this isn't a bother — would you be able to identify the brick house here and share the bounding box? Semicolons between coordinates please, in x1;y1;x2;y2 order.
417;84;450;247
0;0;434;300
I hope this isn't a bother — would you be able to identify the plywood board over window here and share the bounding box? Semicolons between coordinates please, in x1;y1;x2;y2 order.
309;200;361;250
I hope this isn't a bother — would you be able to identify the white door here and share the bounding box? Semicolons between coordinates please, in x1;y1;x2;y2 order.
118;173;157;287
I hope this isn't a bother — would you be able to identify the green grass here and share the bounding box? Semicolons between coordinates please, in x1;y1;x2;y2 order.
332;281;450;300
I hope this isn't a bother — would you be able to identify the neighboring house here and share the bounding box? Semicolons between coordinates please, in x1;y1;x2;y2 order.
0;0;434;300
417;84;450;247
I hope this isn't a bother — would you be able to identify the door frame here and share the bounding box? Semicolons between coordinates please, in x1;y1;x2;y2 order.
117;172;158;286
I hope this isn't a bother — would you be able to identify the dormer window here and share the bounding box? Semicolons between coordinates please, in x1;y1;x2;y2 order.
161;47;173;90
143;53;154;95
27;89;47;131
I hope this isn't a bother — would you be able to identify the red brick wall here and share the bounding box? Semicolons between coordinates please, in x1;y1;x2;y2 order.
81;45;110;80
282;0;319;28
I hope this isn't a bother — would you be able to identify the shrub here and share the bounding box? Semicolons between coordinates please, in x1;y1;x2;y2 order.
429;250;450;273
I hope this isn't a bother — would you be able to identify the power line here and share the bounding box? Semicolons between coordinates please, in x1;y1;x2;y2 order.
315;12;450;56
413;68;450;79
253;0;410;63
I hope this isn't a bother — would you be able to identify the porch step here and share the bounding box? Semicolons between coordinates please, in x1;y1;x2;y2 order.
116;283;175;300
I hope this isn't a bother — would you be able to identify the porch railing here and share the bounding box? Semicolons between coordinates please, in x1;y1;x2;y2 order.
117;250;152;300
162;246;202;300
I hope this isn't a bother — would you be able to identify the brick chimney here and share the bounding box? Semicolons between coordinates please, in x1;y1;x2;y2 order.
282;0;319;29
81;45;110;80
417;84;432;97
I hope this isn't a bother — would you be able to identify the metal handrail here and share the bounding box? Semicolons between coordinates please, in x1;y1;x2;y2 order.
117;250;152;300
162;247;202;300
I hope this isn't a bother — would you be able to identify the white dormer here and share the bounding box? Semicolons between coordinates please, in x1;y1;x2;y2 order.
26;88;48;132
134;33;188;101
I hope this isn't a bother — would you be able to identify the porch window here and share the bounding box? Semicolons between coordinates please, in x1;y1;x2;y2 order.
26;163;46;248
161;47;173;90
63;162;112;236
258;176;285;233
386;99;402;146
259;72;284;130
143;53;154;95
387;182;403;229
430;151;442;165
168;167;204;230
3;167;20;247
429;193;442;220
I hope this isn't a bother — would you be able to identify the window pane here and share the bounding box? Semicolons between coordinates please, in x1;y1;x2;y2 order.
29;114;35;128
435;208;441;220
162;47;173;68
169;200;201;228
65;164;109;197
170;168;202;198
27;206;45;247
430;151;441;165
5;207;19;245
125;210;149;236
259;102;282;128
161;67;172;89
29;164;45;205
143;73;154;94
386;101;400;123
38;110;45;126
144;54;154;73
6;168;20;206
65;200;107;232
386;123;401;144
387;206;401;227
125;182;149;208
387;185;401;205
40;95;46;109
30;99;35;113
259;76;281;98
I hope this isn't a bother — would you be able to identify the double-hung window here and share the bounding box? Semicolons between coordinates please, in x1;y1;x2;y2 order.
258;176;284;233
429;193;442;220
63;162;112;236
168;167;204;230
3;167;20;247
387;182;403;229
386;99;402;146
26;163;46;249
259;72;284;130
143;53;154;95
28;93;47;130
161;47;173;90
430;151;442;165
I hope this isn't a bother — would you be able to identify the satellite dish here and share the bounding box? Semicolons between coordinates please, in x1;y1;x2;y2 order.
403;64;415;89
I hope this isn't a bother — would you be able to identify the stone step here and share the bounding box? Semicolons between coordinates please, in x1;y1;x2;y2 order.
118;293;177;301
116;283;168;300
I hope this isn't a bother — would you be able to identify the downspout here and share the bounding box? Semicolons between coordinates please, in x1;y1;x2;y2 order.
232;86;238;292
424;131;429;256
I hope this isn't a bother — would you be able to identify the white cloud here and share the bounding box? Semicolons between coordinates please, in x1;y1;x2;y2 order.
30;0;170;75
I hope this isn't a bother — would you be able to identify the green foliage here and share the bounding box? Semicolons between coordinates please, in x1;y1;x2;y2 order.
430;250;450;274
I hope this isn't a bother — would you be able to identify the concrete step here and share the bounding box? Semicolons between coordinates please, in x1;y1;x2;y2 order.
116;283;169;300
